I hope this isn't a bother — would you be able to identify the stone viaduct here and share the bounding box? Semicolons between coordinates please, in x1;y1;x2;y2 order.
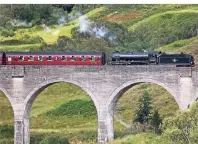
0;65;197;144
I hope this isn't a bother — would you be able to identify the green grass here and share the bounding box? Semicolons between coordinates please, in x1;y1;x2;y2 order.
33;24;76;44
0;43;41;52
0;92;14;125
109;132;163;144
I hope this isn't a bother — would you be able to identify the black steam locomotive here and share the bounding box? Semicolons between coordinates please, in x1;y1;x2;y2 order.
111;51;195;67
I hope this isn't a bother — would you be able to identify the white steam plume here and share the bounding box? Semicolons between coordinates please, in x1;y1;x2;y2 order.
69;12;82;21
79;16;90;33
58;16;68;25
11;19;32;27
78;15;117;40
41;24;51;32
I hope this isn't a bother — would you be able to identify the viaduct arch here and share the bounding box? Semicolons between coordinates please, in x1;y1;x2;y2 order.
106;78;179;141
23;78;99;144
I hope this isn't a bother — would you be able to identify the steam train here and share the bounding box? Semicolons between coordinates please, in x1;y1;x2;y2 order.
0;51;195;67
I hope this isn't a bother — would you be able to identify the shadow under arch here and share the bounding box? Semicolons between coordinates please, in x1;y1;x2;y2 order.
24;78;100;118
107;78;179;112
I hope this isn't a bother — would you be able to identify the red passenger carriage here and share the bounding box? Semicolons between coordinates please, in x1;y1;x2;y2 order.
5;52;105;65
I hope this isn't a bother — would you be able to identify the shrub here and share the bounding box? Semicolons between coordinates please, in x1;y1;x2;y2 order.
0;138;14;144
0;35;44;45
30;133;45;144
0;27;15;37
20;34;44;44
46;99;96;117
39;135;69;144
0;125;14;138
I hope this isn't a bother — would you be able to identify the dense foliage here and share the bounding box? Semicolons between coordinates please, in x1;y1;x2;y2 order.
0;125;14;138
0;5;68;27
46;99;96;117
161;102;198;144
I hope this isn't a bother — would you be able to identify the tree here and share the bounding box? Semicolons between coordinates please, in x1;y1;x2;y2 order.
151;109;162;134
56;36;75;51
134;91;153;124
161;101;198;144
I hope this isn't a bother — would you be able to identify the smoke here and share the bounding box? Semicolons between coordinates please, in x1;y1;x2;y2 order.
41;24;51;32
91;26;108;38
78;15;117;40
11;19;32;27
41;24;60;36
69;12;82;21
108;34;117;40
58;16;68;25
57;12;82;25
79;16;90;33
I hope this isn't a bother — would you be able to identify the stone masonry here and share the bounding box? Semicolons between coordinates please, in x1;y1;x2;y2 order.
0;65;197;144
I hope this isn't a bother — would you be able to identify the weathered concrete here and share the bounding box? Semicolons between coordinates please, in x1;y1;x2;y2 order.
0;65;197;144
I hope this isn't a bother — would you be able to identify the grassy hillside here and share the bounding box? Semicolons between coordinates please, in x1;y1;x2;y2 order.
1;5;198;52
126;10;198;51
108;132;163;144
100;5;198;26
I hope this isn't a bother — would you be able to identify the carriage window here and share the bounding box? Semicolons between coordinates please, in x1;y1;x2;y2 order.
70;56;76;61
19;56;24;61
28;56;34;61
47;56;53;61
8;56;12;61
61;56;66;61
38;56;43;61
89;56;95;61
80;56;85;61
95;56;100;60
